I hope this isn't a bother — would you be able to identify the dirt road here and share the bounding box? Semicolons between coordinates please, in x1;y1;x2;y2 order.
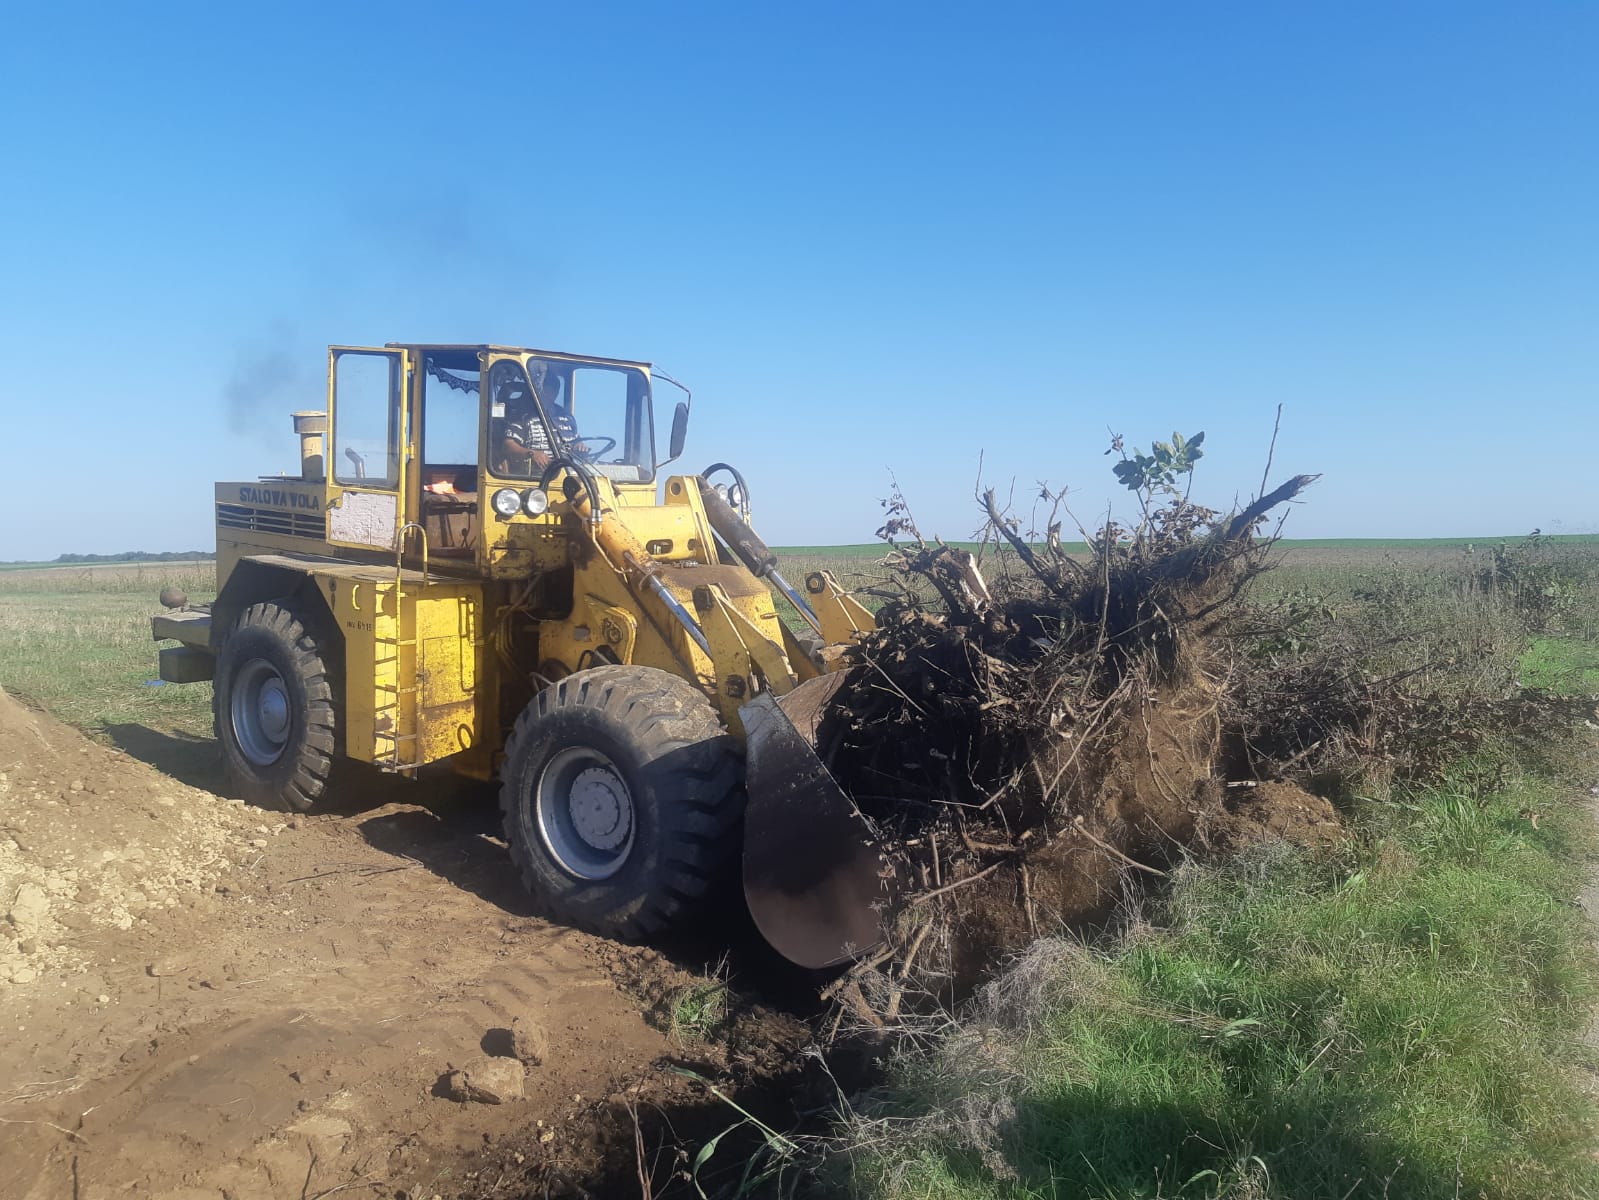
0;688;771;1199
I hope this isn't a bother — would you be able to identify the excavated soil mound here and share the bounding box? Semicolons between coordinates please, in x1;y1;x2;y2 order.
0;688;263;986
1194;779;1345;852
0;687;798;1200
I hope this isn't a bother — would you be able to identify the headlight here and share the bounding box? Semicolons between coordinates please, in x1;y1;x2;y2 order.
521;488;549;516
491;487;523;518
714;483;730;502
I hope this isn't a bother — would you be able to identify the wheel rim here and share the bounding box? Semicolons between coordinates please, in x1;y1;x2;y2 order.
231;658;292;767
535;746;635;881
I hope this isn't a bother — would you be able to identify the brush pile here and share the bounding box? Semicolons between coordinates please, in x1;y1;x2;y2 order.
809;467;1330;1003
801;442;1599;1025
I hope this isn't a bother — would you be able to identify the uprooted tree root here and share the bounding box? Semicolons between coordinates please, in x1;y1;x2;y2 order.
804;475;1326;1006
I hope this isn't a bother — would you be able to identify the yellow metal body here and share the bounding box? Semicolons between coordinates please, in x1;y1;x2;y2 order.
197;343;874;781
315;565;480;770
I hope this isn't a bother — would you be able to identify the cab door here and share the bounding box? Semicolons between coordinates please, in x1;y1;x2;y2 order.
326;346;413;550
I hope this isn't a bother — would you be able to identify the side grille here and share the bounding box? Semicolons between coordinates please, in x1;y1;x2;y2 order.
216;504;327;541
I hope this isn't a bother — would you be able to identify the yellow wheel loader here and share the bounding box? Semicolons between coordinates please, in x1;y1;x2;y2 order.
152;344;890;967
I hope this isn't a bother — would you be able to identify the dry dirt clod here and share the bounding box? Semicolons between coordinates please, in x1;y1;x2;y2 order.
7;882;50;938
510;1015;550;1067
442;1055;525;1104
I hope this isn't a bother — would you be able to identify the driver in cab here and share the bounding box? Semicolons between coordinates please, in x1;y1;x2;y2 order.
492;360;581;477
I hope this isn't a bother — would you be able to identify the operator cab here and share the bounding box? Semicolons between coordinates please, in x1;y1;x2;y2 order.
318;343;689;572
479;356;654;484
353;345;664;563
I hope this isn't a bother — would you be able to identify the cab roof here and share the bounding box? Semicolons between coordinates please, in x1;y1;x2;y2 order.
384;343;653;371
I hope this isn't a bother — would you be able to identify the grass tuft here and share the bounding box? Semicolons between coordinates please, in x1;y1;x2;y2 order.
669;957;734;1044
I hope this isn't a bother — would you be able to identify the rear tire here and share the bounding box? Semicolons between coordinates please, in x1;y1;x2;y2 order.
500;665;741;940
213;602;337;812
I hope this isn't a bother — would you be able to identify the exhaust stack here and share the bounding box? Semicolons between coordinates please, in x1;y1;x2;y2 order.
291;411;327;480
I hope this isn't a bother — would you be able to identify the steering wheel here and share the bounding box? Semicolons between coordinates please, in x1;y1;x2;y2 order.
701;462;750;519
569;435;617;462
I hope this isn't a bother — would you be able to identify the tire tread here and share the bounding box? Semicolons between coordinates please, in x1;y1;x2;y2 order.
499;665;743;940
214;601;338;813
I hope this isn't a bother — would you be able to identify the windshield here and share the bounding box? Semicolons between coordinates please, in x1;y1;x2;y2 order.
488;356;656;483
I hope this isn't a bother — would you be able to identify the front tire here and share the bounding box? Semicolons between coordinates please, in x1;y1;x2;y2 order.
213;602;337;812
500;665;741;940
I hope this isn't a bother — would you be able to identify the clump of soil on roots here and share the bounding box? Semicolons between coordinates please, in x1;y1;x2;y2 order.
811;476;1332;1003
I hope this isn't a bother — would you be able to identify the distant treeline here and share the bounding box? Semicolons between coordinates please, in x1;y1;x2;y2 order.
30;551;216;565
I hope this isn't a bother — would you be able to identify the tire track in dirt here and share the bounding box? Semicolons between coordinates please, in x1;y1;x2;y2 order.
0;688;688;1199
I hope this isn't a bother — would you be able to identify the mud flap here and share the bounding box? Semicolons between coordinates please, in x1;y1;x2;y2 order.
740;671;897;969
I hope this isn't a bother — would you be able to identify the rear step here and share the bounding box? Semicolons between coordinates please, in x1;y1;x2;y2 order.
152;606;214;683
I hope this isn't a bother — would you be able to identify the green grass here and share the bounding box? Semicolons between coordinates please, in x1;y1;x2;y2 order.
1522;637;1599;695
840;755;1599;1200
0;561;215;592
0;565;216;741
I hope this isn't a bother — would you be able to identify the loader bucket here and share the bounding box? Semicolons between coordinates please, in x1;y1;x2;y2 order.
740;671;897;969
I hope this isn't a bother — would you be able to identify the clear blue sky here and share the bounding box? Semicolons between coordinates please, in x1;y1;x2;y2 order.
1;1;1594;559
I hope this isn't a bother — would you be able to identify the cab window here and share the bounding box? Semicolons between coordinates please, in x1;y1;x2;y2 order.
421;353;480;468
548;360;655;483
331;351;400;486
487;360;558;479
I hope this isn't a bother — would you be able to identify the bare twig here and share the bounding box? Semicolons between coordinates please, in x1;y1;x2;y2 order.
909;858;1009;905
308;1172;386;1198
626;1099;654;1200
1019;862;1037;937
883;921;936;1021
819;944;898;1001
1258;403;1283;499
1071;816;1168;877
839;979;884;1028
958;826;1017;856
284;861;420;885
